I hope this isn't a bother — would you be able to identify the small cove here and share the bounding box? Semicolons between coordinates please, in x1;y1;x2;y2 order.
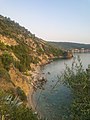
31;53;90;120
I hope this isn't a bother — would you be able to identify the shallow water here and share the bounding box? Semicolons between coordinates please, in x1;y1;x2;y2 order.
32;53;90;120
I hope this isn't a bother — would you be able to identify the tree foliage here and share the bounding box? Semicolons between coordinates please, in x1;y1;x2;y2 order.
0;52;13;70
62;56;90;120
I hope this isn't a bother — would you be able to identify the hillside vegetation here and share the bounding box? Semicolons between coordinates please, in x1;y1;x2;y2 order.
0;15;64;119
0;15;63;93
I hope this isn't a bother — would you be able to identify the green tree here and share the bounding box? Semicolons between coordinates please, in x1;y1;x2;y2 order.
0;52;13;70
62;56;90;120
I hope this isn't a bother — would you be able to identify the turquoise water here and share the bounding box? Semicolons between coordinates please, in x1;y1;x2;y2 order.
33;53;90;120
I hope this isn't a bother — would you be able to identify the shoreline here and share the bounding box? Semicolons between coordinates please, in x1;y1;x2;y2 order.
27;56;73;118
27;59;52;119
27;65;45;118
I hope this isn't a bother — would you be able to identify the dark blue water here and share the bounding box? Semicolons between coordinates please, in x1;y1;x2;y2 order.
33;53;90;120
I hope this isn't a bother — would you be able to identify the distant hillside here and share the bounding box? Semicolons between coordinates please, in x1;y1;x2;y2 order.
49;41;90;50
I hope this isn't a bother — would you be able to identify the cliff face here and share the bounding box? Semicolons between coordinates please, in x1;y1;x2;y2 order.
0;15;63;96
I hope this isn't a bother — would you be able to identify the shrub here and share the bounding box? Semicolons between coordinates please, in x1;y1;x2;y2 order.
62;56;90;120
14;61;26;72
16;87;27;101
0;67;11;82
0;52;14;70
0;41;6;50
0;93;38;120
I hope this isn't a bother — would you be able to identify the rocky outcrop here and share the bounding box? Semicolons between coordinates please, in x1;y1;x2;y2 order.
9;64;30;95
0;15;63;97
0;34;18;46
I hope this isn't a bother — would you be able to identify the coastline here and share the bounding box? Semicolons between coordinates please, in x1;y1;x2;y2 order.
27;65;43;115
27;60;51;119
27;55;73;118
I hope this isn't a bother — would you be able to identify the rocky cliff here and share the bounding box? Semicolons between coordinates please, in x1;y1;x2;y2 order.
0;15;64;97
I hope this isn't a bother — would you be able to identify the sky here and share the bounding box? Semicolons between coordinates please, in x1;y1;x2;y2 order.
0;0;90;44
